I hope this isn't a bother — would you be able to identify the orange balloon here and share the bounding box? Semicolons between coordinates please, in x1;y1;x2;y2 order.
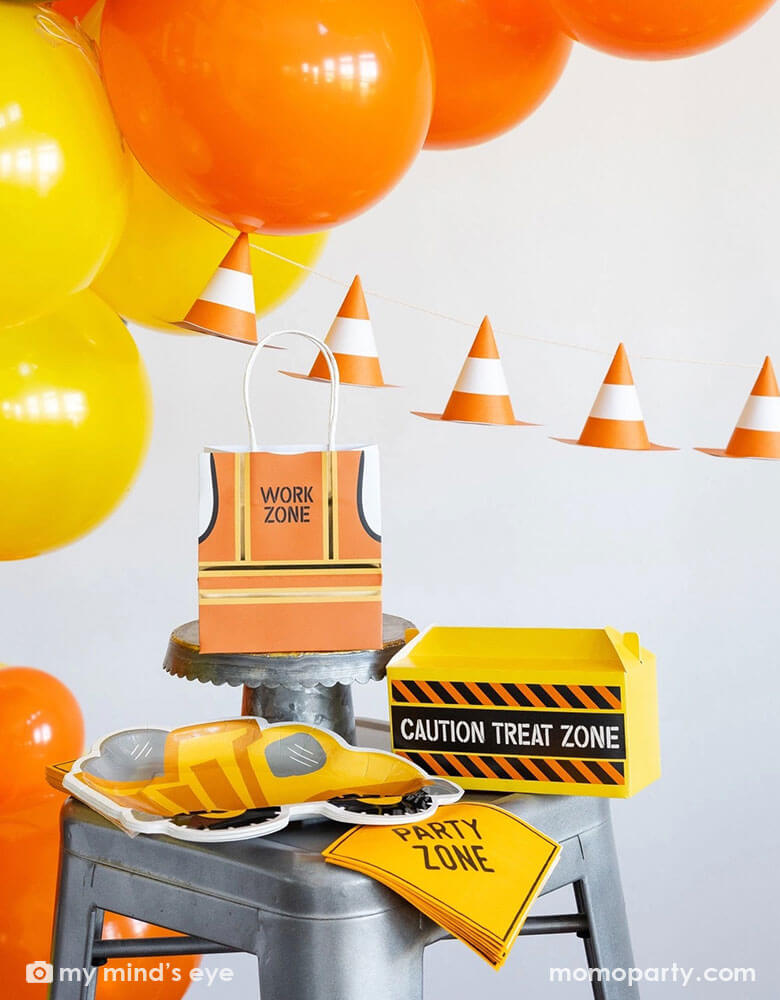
547;0;777;59
419;0;571;149
51;0;94;20
0;799;199;998
100;0;434;233
0;668;83;812
0;797;64;997
95;915;200;999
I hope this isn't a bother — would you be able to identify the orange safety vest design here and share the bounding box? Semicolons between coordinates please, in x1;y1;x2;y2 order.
198;448;382;653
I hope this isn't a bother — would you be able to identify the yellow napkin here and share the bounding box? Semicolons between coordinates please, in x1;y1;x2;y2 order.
322;802;560;968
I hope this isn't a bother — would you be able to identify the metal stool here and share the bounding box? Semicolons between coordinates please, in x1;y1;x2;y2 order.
50;719;638;1000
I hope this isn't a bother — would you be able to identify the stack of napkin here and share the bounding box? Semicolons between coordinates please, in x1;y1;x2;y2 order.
323;802;560;968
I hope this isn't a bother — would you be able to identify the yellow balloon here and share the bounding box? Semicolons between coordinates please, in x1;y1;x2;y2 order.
0;5;128;328
93;158;328;332
0;291;151;560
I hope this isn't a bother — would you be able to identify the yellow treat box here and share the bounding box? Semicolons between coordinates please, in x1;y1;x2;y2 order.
387;626;660;798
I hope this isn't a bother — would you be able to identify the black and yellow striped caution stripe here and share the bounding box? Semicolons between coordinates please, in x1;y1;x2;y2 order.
401;749;625;787
390;679;622;711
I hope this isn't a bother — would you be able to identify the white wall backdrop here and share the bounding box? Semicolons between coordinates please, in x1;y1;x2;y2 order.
3;8;780;997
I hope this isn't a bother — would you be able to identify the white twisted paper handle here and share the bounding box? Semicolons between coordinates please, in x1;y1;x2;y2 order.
243;330;340;451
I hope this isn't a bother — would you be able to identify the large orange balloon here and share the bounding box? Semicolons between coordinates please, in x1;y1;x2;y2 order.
0;667;83;812
547;0;777;59
100;0;434;233
0;799;199;998
0;797;65;997
52;0;94;20
420;0;571;148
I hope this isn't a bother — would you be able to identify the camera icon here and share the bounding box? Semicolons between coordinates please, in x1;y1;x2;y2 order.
26;961;54;984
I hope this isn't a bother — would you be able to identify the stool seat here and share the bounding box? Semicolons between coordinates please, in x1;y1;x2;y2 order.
50;720;638;999
60;790;607;921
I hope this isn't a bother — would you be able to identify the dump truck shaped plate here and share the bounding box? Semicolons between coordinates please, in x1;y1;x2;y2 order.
63;718;462;841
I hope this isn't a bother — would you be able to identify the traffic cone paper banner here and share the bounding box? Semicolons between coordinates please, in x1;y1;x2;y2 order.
555;343;675;450
178;233;258;344
413;317;535;425
697;356;780;459
323;802;561;969
284;276;393;387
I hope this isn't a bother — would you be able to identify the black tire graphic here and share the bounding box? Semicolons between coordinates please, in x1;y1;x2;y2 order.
328;789;433;817
174;806;283;831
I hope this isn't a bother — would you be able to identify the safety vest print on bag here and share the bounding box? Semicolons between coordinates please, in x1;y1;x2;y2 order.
197;447;382;653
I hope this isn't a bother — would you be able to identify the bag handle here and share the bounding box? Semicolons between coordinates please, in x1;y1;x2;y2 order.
243;331;340;451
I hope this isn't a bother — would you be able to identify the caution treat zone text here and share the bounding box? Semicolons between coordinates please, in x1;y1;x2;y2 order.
386;627;661;799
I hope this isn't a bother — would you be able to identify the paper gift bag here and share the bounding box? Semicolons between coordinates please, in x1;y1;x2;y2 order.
198;330;382;654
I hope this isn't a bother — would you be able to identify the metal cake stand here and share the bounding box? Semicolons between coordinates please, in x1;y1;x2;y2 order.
162;615;414;742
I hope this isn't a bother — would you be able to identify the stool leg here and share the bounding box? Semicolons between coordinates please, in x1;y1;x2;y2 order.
255;907;425;1000
574;820;639;1000
50;852;104;1000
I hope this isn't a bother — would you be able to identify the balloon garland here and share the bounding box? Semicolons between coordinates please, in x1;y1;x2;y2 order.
93;158;329;332
0;4;128;328
419;0;572;148
0;292;152;560
0;0;776;562
99;0;435;233
547;0;777;60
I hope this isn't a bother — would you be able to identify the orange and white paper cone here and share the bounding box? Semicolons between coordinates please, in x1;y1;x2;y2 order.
697;356;780;459
554;343;675;451
413;316;535;426
177;233;258;344
284;275;394;387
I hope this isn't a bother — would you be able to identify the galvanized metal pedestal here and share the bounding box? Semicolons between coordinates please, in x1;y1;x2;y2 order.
162;614;414;743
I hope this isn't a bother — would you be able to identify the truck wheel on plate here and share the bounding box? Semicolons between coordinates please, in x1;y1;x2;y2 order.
328;789;433;817
173;806;283;831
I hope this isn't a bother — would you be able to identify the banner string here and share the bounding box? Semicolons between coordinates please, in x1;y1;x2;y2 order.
204;216;759;371
250;244;758;370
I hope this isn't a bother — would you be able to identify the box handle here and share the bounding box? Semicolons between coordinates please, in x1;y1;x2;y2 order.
622;632;641;660
243;330;340;452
